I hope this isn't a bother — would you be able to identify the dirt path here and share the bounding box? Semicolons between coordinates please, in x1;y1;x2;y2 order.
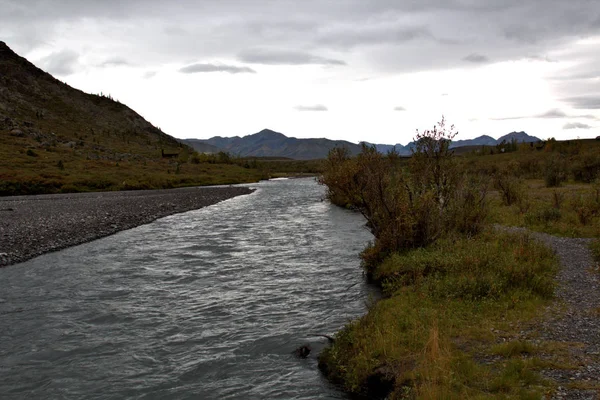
502;227;600;399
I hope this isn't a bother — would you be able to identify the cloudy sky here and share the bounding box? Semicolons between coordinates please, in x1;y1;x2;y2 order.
1;0;599;144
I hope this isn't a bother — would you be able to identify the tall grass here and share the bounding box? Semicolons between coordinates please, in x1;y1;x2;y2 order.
319;231;558;398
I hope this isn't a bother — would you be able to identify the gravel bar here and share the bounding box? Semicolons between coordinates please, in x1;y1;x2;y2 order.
0;186;255;267
498;226;599;400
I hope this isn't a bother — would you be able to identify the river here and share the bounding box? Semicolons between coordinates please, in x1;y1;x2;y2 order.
0;178;374;399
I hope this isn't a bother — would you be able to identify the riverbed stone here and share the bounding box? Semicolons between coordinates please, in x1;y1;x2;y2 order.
0;186;255;267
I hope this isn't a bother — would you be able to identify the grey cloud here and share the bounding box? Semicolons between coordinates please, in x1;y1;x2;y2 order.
318;25;433;49
39;49;79;76
563;122;592;129
526;55;556;63
539;109;567;118
3;0;600;81
179;63;256;74
551;72;600;81
238;49;346;66
100;57;130;67
463;53;489;63
393;106;407;111
143;71;157;79
295;105;328;112
492;108;599;120
563;96;600;110
163;25;188;36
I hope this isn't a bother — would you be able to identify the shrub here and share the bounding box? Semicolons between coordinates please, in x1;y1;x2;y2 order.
517;157;541;179
544;155;567;187
320;117;488;274
493;170;523;206
570;190;600;225
26;149;38;157
571;152;600;183
524;207;562;225
447;173;488;236
552;190;564;209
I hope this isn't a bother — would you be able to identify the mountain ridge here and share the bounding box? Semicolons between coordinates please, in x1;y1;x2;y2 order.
187;130;542;158
184;128;364;159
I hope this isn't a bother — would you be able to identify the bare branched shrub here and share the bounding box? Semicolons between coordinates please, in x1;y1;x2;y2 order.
447;173;489;236
320;117;488;275
493;170;523;206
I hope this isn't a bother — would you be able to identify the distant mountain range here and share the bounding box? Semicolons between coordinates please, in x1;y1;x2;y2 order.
185;130;541;159
364;131;541;155
183;129;363;160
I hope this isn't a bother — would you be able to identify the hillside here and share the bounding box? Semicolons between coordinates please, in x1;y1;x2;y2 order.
0;41;264;195
184;129;363;159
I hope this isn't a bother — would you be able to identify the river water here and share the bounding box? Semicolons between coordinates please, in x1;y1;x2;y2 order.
0;178;375;399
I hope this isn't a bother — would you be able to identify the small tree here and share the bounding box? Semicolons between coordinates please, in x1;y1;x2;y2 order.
410;116;458;211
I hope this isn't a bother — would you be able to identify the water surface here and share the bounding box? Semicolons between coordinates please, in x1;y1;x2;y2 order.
0;178;374;399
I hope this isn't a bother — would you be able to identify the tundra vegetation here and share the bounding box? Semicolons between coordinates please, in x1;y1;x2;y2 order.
0;124;323;196
0;40;323;196
318;118;599;398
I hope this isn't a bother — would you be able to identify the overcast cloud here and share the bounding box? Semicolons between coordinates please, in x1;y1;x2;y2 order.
563;122;592;130
179;63;256;74
295;105;328;112
1;0;599;142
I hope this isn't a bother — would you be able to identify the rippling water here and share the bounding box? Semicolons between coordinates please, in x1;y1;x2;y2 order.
0;178;375;399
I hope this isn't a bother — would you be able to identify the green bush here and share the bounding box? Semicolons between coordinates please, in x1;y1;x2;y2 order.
544;155;567;187
571;152;600;183
493;170;523;206
570;190;600;225
320;118;488;275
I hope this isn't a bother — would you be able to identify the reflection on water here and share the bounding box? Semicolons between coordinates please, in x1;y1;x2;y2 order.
0;178;374;399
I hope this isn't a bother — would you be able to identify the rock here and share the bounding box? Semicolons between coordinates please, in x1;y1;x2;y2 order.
293;344;311;358
10;128;23;137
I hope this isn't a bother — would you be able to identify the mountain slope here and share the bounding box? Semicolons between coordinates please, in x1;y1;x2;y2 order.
449;135;498;148
497;131;541;143
0;41;264;195
0;41;183;158
182;139;222;153
184;129;363;159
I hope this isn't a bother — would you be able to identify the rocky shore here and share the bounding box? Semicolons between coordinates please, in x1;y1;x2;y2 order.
0;186;254;267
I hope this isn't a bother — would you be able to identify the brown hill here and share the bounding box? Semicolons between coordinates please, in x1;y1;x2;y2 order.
0;41;182;160
0;42;264;195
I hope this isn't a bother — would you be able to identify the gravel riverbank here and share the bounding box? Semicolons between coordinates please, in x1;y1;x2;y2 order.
497;226;599;399
0;186;255;267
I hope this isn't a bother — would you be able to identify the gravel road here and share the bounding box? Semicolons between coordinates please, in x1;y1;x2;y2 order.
0;186;254;267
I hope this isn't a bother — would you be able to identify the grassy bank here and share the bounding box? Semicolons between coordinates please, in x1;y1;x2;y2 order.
320;231;560;398
317;119;598;398
1;129;324;195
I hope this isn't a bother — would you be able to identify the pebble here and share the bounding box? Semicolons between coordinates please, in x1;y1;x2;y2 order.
0;186;254;267
499;226;600;400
